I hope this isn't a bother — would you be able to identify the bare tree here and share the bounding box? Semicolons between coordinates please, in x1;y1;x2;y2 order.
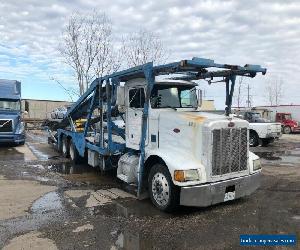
60;11;119;95
265;77;284;106
121;29;169;67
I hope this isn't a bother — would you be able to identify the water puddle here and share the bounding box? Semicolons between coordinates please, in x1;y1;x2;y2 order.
255;149;300;165
0;146;25;161
48;162;97;175
48;162;118;186
89;199;170;219
31;191;63;213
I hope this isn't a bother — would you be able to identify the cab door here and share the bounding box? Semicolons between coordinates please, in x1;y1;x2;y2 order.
126;87;145;150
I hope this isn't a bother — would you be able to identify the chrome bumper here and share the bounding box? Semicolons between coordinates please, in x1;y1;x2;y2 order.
180;171;261;207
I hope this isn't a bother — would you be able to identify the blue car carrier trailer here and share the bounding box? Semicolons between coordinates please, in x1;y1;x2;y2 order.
49;57;266;211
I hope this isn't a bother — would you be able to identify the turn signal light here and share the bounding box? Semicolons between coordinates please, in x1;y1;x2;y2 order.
174;170;185;182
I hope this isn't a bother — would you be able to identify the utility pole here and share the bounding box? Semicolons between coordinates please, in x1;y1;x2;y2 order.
247;84;251;108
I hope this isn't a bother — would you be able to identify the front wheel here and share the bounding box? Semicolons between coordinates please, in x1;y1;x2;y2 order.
249;131;259;147
148;164;179;212
283;126;291;134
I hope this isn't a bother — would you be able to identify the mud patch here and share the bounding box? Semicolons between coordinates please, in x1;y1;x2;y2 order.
3;231;58;250
255;149;300;166
0;145;37;162
0;177;56;220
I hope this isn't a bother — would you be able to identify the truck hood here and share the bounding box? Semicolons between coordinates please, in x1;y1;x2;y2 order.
158;110;245;126
156;110;250;183
158;110;248;157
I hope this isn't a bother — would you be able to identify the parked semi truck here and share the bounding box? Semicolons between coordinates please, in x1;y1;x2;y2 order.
0;79;25;145
234;111;281;146
49;57;266;211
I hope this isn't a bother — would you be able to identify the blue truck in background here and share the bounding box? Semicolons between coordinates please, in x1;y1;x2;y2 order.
0;79;25;145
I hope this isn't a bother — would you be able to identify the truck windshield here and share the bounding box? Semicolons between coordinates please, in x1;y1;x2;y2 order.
0;99;21;111
284;114;292;120
252;113;261;119
150;85;197;109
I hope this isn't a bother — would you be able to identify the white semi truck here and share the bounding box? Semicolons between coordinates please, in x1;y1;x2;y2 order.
50;58;266;211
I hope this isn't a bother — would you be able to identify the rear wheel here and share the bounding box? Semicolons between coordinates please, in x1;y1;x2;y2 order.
249;131;259;147
148;164;179;212
69;139;80;164
283;126;291;134
61;136;69;158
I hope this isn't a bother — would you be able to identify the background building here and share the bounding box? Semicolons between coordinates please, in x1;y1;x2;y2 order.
22;99;72;120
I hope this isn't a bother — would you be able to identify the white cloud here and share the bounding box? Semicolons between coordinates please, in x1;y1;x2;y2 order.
0;0;299;106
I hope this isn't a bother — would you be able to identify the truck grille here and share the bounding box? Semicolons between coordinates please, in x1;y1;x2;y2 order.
212;128;248;176
0;120;13;133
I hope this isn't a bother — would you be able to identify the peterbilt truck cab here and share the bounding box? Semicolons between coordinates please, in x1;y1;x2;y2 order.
117;78;261;210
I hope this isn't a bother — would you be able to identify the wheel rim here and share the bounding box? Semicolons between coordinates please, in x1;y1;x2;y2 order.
249;136;254;146
151;172;170;207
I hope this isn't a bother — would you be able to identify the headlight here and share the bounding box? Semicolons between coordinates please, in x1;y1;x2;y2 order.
16;122;25;134
253;159;261;171
174;169;200;182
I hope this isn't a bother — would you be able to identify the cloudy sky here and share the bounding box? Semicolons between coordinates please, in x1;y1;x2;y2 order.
0;0;300;108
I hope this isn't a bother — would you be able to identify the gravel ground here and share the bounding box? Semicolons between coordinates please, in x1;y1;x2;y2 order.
0;131;299;250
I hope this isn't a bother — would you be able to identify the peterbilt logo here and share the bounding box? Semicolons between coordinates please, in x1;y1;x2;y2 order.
228;121;235;127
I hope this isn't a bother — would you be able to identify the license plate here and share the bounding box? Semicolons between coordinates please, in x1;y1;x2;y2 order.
224;191;235;202
224;185;236;202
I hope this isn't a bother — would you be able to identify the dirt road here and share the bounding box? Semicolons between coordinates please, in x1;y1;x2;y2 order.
0;131;299;249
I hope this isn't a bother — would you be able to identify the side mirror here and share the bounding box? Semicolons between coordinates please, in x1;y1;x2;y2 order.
197;89;202;107
116;86;125;113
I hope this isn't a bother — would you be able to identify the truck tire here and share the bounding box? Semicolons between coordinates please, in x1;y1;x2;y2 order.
148;164;179;212
69;139;80;164
62;136;69;158
283;126;291;134
249;131;259;147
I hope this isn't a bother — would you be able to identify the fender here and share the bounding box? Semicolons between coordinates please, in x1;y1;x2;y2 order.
145;148;207;187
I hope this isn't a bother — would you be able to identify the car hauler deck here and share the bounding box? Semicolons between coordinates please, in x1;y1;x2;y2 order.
49;57;266;211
